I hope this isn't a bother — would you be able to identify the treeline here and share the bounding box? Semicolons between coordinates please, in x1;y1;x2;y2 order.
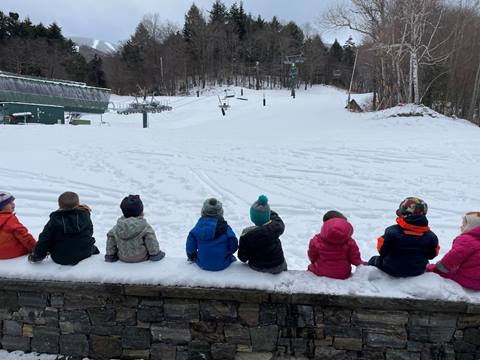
326;0;480;122
0;11;106;87
103;1;357;95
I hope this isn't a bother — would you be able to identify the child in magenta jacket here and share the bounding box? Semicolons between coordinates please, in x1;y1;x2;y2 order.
307;210;364;279
427;212;480;290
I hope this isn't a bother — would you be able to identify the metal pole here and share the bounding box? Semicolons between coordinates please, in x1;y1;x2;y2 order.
347;50;359;105
160;57;164;89
143;111;148;128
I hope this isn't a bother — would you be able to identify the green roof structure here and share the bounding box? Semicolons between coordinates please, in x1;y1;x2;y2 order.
0;71;111;114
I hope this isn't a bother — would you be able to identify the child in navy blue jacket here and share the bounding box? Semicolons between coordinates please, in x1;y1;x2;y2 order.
186;198;238;271
368;197;439;277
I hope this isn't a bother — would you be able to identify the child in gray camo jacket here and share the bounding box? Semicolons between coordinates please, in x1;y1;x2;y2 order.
105;195;165;263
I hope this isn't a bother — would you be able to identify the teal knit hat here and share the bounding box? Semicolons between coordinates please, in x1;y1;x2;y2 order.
250;195;271;226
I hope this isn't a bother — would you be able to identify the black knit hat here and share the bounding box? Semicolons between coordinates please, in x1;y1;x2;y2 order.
120;195;144;218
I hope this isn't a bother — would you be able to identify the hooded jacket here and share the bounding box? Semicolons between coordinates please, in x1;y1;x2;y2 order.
106;216;160;262
432;226;480;290
0;212;36;259
33;206;96;265
308;218;362;279
238;211;286;270
376;215;439;277
186;217;238;271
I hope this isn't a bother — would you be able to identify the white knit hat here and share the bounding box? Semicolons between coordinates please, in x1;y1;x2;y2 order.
462;212;480;233
0;192;15;210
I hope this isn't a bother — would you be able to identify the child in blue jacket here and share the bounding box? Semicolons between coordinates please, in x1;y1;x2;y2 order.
186;198;238;271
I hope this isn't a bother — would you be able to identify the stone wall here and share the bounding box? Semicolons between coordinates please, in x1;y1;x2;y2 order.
0;278;479;360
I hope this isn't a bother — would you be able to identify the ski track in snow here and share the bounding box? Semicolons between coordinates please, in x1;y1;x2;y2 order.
1;85;480;302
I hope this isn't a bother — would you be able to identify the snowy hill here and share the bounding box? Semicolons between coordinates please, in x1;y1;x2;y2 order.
1;86;479;303
70;36;118;54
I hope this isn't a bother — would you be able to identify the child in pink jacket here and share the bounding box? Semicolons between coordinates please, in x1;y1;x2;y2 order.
427;212;480;290
307;210;364;279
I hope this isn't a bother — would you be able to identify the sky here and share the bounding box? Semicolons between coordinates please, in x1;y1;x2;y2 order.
0;0;357;45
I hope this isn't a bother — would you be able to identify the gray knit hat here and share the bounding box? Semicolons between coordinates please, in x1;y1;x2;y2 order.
201;198;224;218
0;192;15;210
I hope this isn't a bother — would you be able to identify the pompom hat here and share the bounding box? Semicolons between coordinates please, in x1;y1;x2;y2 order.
201;198;224;218
250;195;271;226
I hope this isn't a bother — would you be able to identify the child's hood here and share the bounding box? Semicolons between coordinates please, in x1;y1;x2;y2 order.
464;226;480;240
113;216;149;240
49;208;91;234
0;212;14;229
319;218;354;245
193;217;219;241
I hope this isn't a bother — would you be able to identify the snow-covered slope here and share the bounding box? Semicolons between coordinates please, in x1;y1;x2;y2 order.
70;36;118;54
1;86;479;302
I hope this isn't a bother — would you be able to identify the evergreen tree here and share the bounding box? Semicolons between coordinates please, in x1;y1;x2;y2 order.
86;54;107;87
329;39;343;62
342;36;356;66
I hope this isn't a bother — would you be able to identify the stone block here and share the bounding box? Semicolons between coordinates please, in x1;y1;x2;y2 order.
1;335;31;352
151;322;191;344
291;338;314;357
18;292;48;308
225;324;251;345
87;307;116;325
0;291;19;311
64;293;106;309
91;324;123;336
124;285;161;297
235;352;273;360
365;331;407;349
191;321;225;342
453;340;477;353
386;350;420;360
31;327;59;354
89;335;122;358
200;301;237;322
44;307;58;328
188;340;211;359
323;308;351;325
50;294;64;308
60;334;89;357
324;325;361;338
250;325;278;352
458;314;480;329
353;310;408;327
22;324;33;337
59;309;91;334
12;307;46;325
239;304;259;326
333;337;363;351
294;305;314;327
3;320;22;336
464;328;480;346
314;306;324;326
122;326;151;349
138;304;164;323
314;347;346;359
116;306;137;325
259;304;277;325
164;299;199;322
151;343;176;360
212;343;237;360
122;349;151;359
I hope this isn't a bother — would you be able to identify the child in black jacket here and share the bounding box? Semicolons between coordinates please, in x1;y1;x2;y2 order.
29;192;99;265
238;195;287;274
368;197;439;277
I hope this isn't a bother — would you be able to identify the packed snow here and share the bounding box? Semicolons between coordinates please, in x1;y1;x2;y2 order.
1;86;479;303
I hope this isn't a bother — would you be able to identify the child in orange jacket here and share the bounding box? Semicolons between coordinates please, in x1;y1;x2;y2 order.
0;192;36;259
